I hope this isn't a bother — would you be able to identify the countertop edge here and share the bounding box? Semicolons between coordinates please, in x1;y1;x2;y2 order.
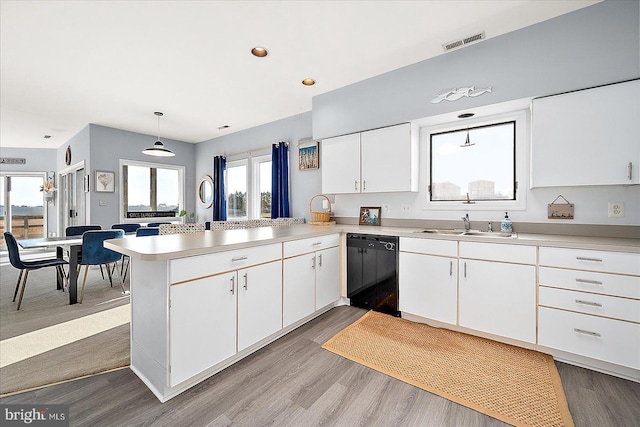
104;224;640;261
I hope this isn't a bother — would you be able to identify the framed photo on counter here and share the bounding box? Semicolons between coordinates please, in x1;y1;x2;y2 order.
359;206;381;226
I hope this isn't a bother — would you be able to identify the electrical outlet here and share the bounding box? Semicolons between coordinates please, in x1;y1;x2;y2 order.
608;202;624;218
401;204;411;213
382;204;390;213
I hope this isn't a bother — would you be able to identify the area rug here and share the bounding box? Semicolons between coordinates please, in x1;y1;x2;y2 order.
322;311;574;427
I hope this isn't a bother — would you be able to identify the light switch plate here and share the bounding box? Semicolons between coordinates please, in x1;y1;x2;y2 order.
99;199;108;206
608;202;624;218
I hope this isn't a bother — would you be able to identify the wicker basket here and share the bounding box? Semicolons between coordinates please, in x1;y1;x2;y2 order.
309;194;332;222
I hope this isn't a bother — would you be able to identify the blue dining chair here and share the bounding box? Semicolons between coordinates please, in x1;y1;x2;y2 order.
136;227;160;237
147;222;170;227
4;231;68;310
111;223;141;233
79;229;126;303
66;225;108;281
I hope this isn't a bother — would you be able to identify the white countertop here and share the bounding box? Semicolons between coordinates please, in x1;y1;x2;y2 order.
104;223;640;261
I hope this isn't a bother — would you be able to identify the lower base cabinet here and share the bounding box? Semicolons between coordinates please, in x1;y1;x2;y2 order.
459;259;536;343
169;260;282;387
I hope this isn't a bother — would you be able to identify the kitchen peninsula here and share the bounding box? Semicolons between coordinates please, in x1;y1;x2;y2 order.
106;224;640;402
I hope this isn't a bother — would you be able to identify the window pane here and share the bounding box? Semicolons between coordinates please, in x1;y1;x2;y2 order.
127;165;151;211
227;163;247;219
259;161;272;218
430;122;515;201
156;168;179;212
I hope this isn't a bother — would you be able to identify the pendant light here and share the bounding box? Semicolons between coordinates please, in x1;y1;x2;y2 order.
142;112;175;157
460;128;475;147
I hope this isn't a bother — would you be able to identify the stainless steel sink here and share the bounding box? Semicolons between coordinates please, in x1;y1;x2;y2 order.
413;229;464;235
412;229;516;238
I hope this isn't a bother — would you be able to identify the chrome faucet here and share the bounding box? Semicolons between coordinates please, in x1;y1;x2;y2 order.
461;213;470;231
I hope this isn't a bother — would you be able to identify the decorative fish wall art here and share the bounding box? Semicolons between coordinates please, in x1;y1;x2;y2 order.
431;86;492;103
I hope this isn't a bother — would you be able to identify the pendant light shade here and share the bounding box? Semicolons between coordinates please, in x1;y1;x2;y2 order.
142;112;175;157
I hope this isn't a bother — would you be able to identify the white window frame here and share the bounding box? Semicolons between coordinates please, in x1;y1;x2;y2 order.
118;159;185;223
420;109;529;211
225;150;272;220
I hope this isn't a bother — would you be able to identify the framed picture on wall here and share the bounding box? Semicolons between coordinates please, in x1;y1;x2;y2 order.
95;170;115;192
359;206;381;226
298;139;319;170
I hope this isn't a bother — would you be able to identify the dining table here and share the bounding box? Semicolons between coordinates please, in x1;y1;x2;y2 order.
18;236;84;304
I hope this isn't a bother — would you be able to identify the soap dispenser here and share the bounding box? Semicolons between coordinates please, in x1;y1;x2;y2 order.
501;212;513;233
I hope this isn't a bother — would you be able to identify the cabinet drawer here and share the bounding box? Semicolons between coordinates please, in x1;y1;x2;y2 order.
400;237;457;257
283;234;340;258
539;287;640;323
459;241;536;264
539;267;640;299
539;247;640;275
538;307;640;369
170;243;281;283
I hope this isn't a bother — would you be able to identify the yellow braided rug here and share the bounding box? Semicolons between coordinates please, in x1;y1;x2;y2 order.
322;311;574;427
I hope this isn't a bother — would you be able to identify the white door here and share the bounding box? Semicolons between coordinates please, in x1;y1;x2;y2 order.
315;246;341;310
321;133;361;194
283;254;316;327
458;259;536;343
399;252;457;325
361;123;413;192
237;261;283;351
169;272;237;386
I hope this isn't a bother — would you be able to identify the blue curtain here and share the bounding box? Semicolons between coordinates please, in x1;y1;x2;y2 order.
271;142;290;218
213;156;226;221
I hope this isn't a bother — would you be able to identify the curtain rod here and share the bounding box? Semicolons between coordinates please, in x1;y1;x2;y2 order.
222;141;289;159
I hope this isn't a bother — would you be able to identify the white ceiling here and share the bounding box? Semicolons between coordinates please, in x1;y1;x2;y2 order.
0;0;599;149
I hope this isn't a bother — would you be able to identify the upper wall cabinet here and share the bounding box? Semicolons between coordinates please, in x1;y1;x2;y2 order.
321;123;419;194
531;79;640;187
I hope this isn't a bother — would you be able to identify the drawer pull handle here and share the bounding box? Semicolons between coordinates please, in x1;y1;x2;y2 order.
576;278;603;285
576;256;603;263
231;256;248;262
312;242;322;246
574;328;601;338
575;299;603;308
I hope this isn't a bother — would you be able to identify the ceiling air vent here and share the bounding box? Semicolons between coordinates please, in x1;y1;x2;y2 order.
442;31;485;52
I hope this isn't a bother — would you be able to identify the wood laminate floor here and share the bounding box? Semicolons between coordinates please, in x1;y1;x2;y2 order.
1;306;639;426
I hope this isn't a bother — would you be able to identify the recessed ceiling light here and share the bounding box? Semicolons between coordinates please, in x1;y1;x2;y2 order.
251;47;268;57
458;113;475;118
302;78;316;86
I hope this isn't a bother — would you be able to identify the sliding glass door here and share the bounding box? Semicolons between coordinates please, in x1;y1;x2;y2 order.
0;173;47;248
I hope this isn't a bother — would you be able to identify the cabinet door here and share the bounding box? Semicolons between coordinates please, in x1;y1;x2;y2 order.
237;261;283;351
531;79;640;187
399;252;457;325
283;254;316;327
316;246;341;310
321;133;361;194
459;259;536;343
361;123;417;192
169;272;237;386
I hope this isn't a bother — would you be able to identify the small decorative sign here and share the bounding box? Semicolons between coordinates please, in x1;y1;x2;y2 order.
127;211;177;219
359;206;381;226
0;157;26;164
548;195;574;220
430;86;492;104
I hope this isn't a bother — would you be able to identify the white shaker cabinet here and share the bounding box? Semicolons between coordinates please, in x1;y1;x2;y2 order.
321;123;418;194
320;133;361;194
360;124;419;193
531;79;640;187
399;238;458;325
237;261;283;352
458;242;537;343
283;234;340;327
169;272;237;387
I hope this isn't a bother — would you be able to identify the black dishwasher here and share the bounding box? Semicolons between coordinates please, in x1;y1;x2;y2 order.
346;233;399;316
